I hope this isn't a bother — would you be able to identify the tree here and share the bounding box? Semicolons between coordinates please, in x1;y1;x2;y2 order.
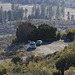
25;8;28;19
16;21;37;43
7;10;13;21
18;7;24;20
71;15;74;21
55;5;60;20
65;29;75;41
61;6;65;18
35;6;40;18
11;2;24;21
31;5;36;18
56;58;66;75
38;23;57;41
46;5;53;20
3;11;7;24
67;12;70;20
40;4;46;19
0;6;13;24
28;15;32;21
56;44;75;75
1;0;65;6
48;5;53;20
11;1;16;10
56;32;61;40
0;6;4;24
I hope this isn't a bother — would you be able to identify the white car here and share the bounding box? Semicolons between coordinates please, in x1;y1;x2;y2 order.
30;42;36;49
36;40;42;45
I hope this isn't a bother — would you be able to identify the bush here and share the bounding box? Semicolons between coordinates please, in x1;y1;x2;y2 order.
53;71;60;75
12;37;18;44
11;56;23;64
38;23;57;41
55;44;75;75
45;54;52;58
56;32;61;40
0;68;7;75
33;55;43;62
15;21;57;43
25;55;43;65
65;28;75;41
16;21;37;43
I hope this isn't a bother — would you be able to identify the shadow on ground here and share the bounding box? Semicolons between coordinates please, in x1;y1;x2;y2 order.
42;42;52;45
27;48;36;52
6;44;23;51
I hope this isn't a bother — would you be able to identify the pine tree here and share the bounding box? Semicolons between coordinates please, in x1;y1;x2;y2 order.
55;5;60;20
4;11;7;24
48;5;53;20
35;6;40;18
31;5;36;18
25;8;28;19
11;1;16;11
61;6;65;18
19;7;24;20
7;10;13;21
0;6;4;24
67;12;70;20
71;15;74;21
0;7;2;23
40;4;46;19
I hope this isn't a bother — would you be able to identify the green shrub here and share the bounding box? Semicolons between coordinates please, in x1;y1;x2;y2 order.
53;71;60;75
45;54;52;58
55;44;75;75
11;56;23;64
16;22;57;43
12;37;18;44
33;55;43;62
65;28;75;41
56;32;61;40
38;23;57;42
0;68;7;75
16;21;37;43
25;55;43;65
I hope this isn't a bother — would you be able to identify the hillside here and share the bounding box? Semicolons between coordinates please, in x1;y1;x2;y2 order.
0;0;75;75
0;44;75;75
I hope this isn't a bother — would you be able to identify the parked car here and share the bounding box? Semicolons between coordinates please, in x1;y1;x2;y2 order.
30;42;36;49
36;40;42;46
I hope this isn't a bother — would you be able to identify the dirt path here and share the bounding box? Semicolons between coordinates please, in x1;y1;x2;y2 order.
32;40;70;55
